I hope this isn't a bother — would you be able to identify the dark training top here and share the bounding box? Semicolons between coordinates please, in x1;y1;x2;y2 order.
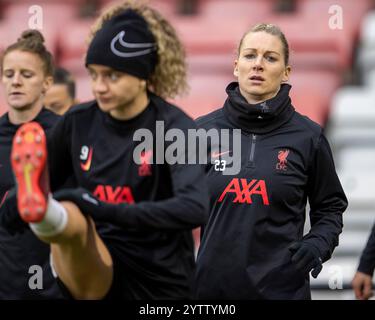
194;83;348;299
358;222;375;276
47;93;208;299
0;108;63;299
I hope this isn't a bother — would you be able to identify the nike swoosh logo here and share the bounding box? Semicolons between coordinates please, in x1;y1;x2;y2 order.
81;148;93;171
0;191;9;207
110;31;156;58
211;150;231;158
82;193;99;205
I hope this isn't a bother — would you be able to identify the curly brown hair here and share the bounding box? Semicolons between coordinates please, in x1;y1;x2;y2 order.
87;0;188;99
1;29;54;76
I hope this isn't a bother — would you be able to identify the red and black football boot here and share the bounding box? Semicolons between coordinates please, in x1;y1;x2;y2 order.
11;122;50;223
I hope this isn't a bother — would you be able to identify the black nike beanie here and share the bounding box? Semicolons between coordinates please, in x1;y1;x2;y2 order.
86;9;157;79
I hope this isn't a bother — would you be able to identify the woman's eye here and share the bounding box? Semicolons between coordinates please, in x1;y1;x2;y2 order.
245;54;256;59
266;56;276;62
89;72;97;80
109;73;119;81
4;72;13;78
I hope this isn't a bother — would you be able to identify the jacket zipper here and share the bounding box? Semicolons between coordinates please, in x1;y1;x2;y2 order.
247;134;257;167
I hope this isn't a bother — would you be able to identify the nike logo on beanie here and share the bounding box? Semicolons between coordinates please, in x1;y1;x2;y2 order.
86;9;157;80
111;30;156;58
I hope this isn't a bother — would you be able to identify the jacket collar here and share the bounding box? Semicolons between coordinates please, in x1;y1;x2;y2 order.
223;82;295;134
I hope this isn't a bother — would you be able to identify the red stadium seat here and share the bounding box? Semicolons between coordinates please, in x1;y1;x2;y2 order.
172;72;234;119
289;70;342;125
264;12;353;72
197;0;273;20
147;0;180;17
173;15;249;55
186;52;236;74
171;0;273;56
172;69;340;126
1;0;84;3
0;3;83;56
286;0;372;71
298;0;373;38
3;2;78;23
0;19;58;57
100;0;180;18
171;0;271;56
291;91;328;126
57;18;96;75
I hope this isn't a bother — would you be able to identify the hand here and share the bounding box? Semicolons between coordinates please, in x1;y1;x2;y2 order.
53;188;111;221
352;271;374;300
288;241;323;278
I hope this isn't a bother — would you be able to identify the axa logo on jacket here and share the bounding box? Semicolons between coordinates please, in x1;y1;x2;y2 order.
93;185;135;204
218;178;270;205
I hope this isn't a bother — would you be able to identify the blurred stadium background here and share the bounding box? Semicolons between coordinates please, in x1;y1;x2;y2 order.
0;0;375;300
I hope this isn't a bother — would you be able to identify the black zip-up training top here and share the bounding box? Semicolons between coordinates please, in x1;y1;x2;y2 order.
194;82;348;300
0;108;63;299
47;93;208;299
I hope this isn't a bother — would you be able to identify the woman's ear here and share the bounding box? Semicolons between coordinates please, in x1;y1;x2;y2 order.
233;59;239;77
140;79;147;90
42;76;53;94
282;65;291;83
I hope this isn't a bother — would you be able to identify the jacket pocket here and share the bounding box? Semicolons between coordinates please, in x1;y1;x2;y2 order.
246;255;310;299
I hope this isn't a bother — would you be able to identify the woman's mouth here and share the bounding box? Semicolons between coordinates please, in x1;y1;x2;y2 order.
9;92;25;98
249;75;265;83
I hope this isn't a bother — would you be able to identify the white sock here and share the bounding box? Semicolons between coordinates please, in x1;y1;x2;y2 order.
29;195;68;237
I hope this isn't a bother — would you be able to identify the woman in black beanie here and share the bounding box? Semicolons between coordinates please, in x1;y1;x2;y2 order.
6;0;208;299
194;23;348;299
